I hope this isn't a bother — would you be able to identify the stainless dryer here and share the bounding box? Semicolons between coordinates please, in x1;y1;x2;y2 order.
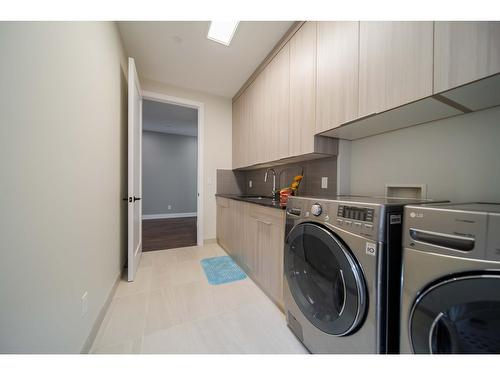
283;195;431;354
400;203;500;354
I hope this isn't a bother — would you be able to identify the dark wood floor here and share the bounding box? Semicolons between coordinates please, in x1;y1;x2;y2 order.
142;217;197;252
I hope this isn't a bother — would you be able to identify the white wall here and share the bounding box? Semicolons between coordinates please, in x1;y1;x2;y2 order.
0;22;127;353
141;79;233;240
344;106;500;202
142;131;198;215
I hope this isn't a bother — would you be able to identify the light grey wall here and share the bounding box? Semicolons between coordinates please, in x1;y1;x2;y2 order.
142;131;198;215
336;140;351;195
0;22;127;353
346;106;500;202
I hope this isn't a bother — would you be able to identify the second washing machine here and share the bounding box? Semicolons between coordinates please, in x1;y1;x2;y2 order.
400;202;500;354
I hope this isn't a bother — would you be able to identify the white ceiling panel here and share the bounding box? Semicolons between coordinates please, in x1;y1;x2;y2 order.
118;21;293;97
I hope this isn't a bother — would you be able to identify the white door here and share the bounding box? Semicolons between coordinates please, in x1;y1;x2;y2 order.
127;57;143;281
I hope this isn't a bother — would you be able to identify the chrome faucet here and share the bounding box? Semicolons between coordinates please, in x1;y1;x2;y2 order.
264;168;278;200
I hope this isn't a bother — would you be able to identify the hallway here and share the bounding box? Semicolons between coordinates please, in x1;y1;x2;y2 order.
142;217;197;251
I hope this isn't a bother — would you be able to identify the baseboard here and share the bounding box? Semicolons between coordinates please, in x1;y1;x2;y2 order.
142;212;197;220
81;273;121;354
204;238;217;245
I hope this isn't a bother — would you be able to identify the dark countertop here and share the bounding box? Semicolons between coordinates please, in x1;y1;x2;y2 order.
215;194;285;210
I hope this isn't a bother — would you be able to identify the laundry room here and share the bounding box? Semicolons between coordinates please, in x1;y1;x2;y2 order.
2;1;500;375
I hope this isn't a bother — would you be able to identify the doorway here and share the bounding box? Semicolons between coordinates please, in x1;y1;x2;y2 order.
140;93;204;251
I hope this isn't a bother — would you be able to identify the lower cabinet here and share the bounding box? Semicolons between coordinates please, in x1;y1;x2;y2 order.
216;197;286;310
216;197;231;252
247;204;285;309
229;199;246;265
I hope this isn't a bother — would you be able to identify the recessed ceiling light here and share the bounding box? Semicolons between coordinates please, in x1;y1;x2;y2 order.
207;21;239;46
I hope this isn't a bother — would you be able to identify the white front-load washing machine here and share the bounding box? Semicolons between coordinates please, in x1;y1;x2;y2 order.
400;202;500;354
283;196;432;354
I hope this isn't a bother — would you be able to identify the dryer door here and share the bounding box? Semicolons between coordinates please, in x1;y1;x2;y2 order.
410;274;500;354
284;222;367;336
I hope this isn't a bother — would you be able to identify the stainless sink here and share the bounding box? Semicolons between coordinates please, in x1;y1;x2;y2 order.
238;195;273;200
238;195;277;204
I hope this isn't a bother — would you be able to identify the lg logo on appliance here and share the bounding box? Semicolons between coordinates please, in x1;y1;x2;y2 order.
410;211;424;219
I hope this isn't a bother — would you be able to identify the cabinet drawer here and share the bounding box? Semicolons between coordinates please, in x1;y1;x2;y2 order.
248;204;285;222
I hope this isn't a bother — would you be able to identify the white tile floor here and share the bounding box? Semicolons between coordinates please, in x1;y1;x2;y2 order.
91;243;308;354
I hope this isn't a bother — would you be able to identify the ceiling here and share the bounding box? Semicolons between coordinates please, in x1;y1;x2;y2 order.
143;100;198;137
118;21;294;98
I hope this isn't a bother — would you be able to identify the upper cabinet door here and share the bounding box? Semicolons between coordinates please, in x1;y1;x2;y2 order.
233;89;249;168
264;43;290;161
316;21;359;133
232;95;243;169
434;21;500;93
359;22;433;117
241;79;259;166
289;22;317;157
249;73;266;165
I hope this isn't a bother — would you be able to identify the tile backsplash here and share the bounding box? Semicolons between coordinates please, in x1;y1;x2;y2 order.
217;157;337;198
216;169;246;195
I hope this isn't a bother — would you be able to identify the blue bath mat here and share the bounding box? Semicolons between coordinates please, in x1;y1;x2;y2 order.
200;256;247;285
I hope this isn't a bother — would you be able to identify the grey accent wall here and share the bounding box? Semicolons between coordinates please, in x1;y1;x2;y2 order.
346;106;500;202
217;157;338;198
142;131;197;215
0;22;127;353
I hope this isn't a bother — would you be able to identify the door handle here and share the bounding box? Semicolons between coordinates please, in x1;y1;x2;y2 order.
123;196;142;203
409;228;475;251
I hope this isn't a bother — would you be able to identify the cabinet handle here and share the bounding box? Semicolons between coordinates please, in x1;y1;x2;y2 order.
256;218;272;226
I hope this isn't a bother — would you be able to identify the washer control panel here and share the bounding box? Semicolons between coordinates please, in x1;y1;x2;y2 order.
336;205;376;234
286;196;381;240
337;205;374;222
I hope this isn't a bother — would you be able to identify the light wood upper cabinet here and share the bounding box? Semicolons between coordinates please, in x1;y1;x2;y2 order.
263;43;290;161
244;81;257;166
434;21;500;93
358;22;433;117
233;45;289;169
233;89;252;169
316;21;359;133
232;21;336;168
289;21;317;157
232;95;244;169
249;73;266;165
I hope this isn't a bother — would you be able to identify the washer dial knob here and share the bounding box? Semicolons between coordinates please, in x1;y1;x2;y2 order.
311;203;322;216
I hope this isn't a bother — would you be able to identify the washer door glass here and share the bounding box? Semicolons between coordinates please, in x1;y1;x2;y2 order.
285;222;367;336
410;274;500;354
